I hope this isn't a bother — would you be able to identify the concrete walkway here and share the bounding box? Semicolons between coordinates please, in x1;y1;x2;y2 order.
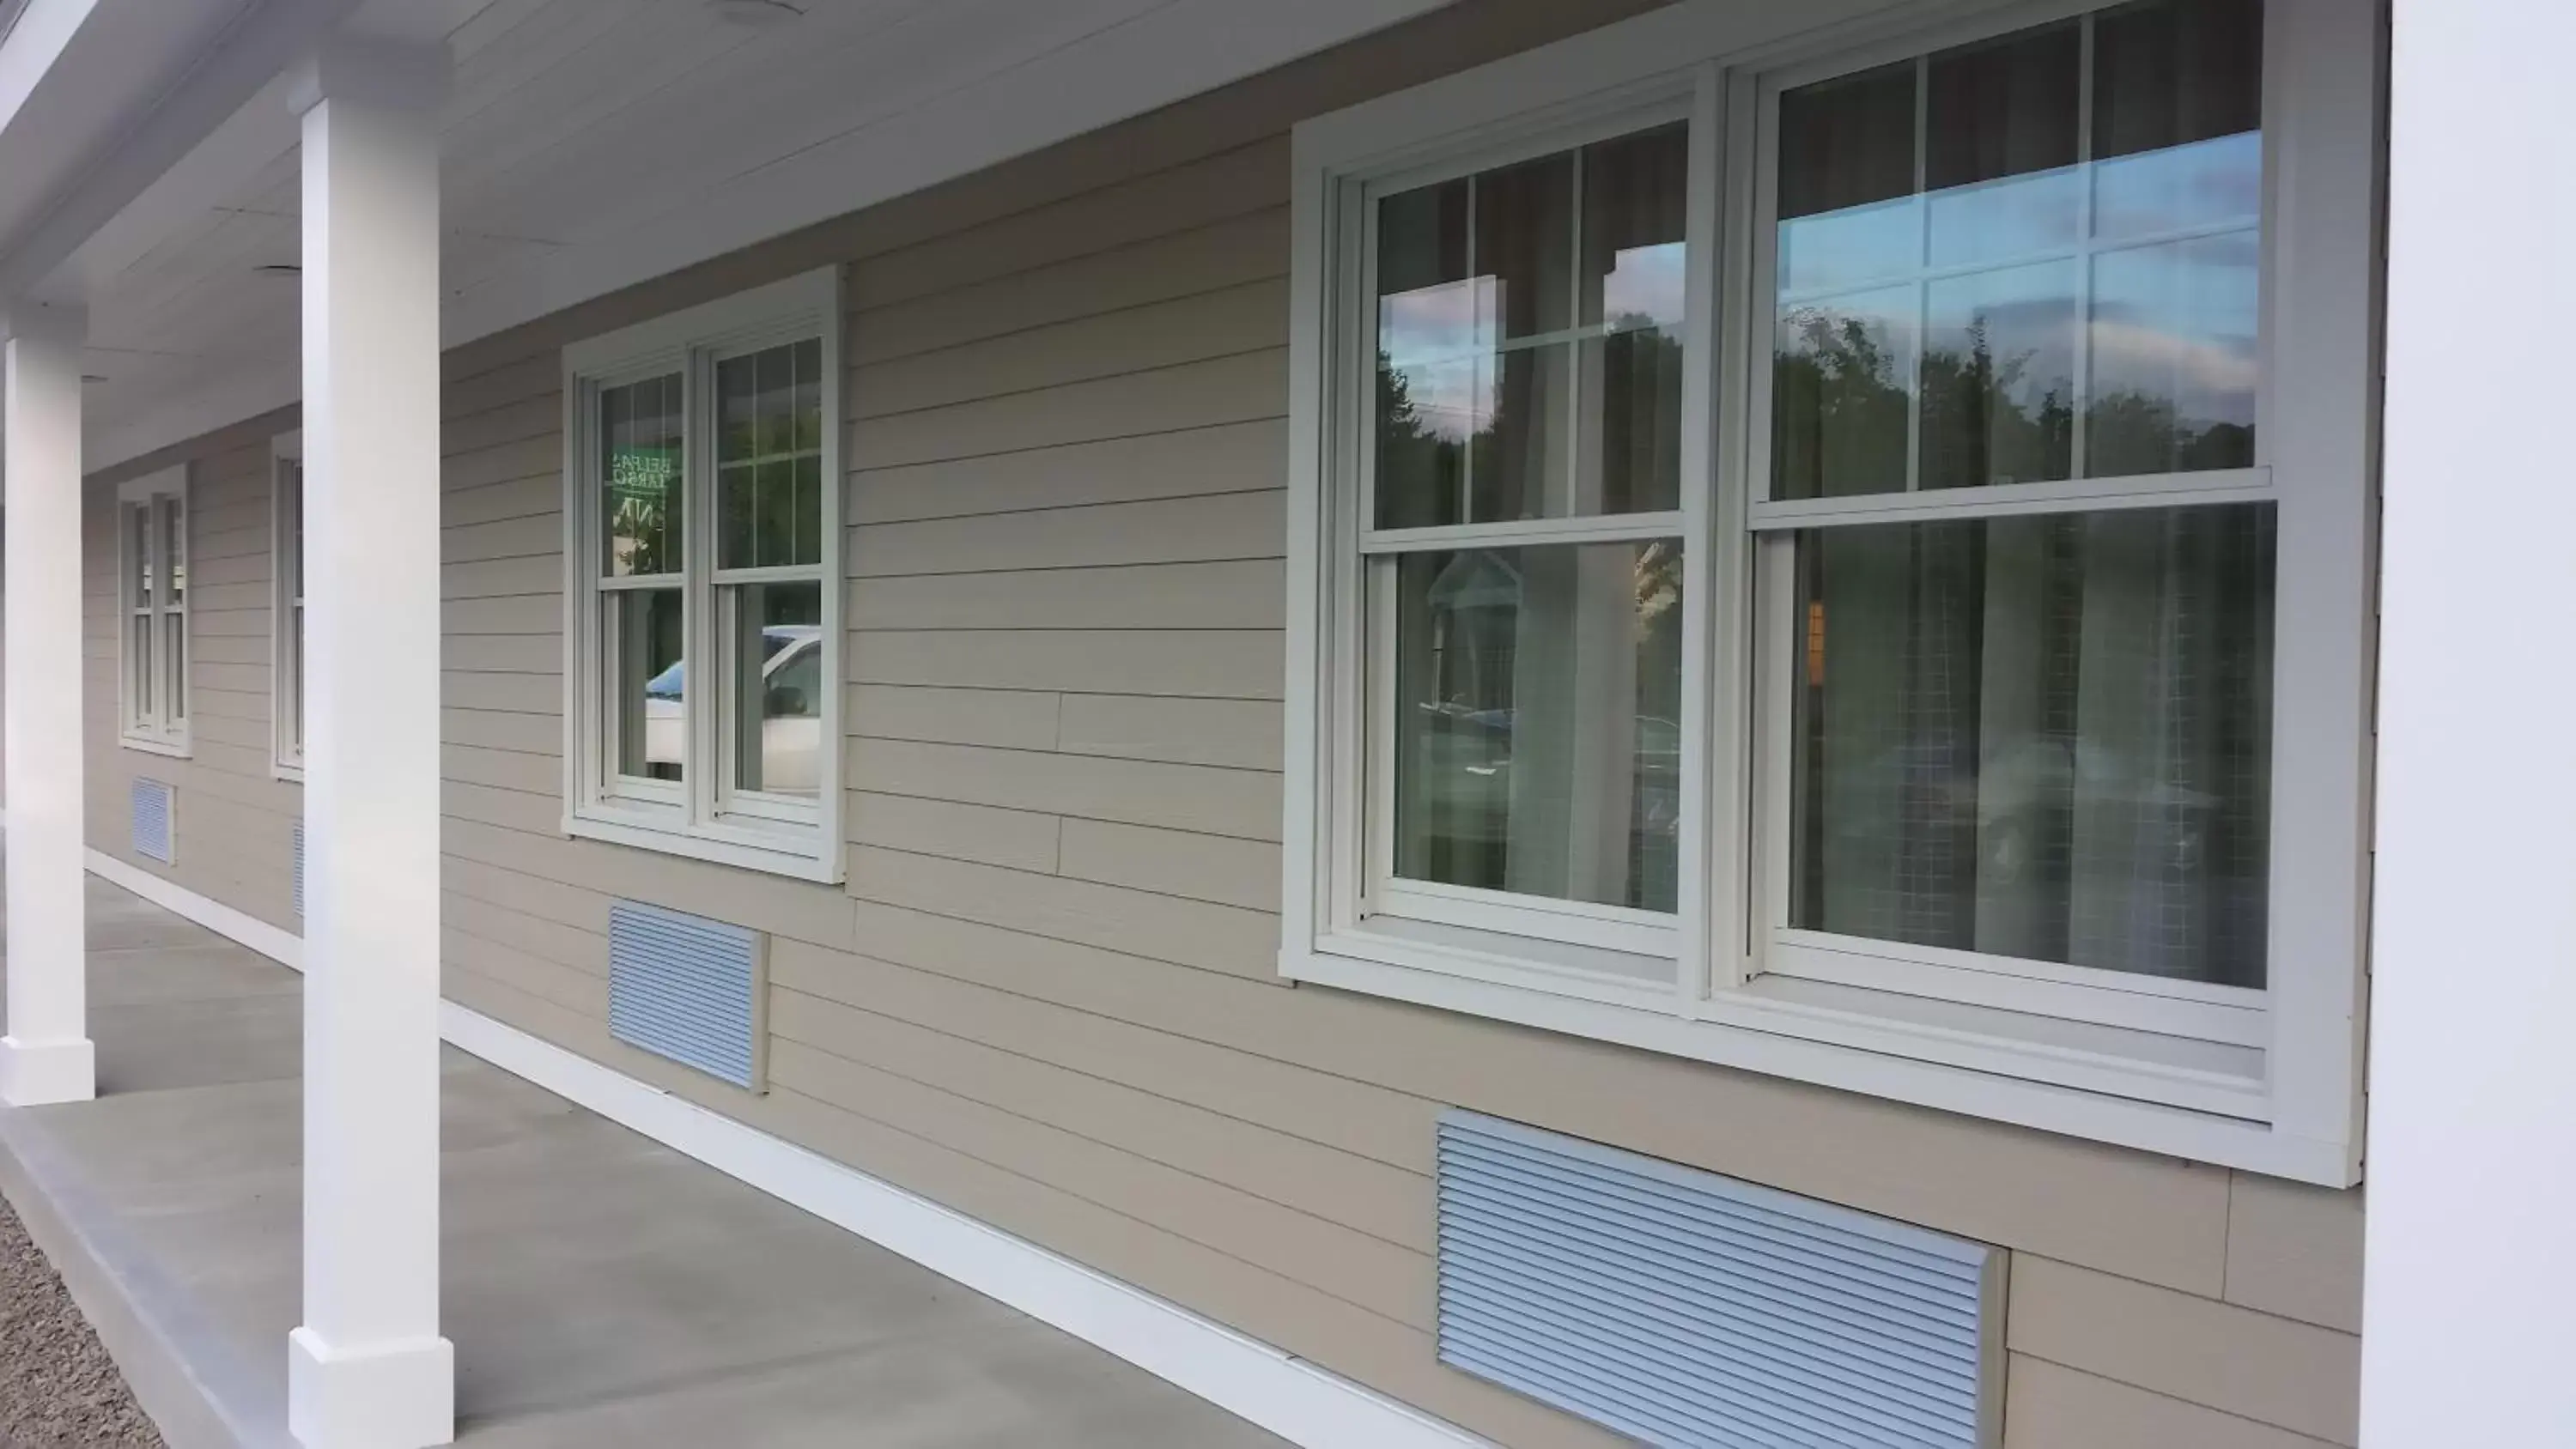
0;876;1288;1447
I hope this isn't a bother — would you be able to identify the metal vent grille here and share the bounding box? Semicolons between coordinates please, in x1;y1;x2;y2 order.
131;779;175;864
291;823;305;918
1436;1113;2005;1449
607;901;766;1090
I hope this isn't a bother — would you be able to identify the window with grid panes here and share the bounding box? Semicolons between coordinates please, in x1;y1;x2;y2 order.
118;468;190;755
561;270;843;881
1285;0;2379;1180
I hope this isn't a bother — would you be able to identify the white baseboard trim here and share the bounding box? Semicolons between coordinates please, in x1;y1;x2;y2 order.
79;854;1486;1449
85;850;304;973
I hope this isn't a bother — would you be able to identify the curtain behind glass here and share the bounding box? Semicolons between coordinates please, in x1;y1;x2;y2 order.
1789;504;2273;985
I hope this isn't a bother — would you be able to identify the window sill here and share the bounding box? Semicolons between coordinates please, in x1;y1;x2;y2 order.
564;808;842;885
1284;934;2353;1186
272;761;305;784
119;735;192;761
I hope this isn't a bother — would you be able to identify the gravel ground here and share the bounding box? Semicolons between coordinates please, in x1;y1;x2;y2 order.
0;1188;162;1446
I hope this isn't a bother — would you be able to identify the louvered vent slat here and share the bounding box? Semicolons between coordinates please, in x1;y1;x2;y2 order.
290;823;305;918
607;900;766;1090
1436;1113;2004;1449
131;779;174;864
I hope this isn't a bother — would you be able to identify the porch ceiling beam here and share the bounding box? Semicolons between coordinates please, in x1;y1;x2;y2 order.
0;0;363;307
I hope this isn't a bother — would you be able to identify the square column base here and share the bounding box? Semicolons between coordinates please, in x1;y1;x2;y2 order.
0;1036;94;1106
288;1326;453;1449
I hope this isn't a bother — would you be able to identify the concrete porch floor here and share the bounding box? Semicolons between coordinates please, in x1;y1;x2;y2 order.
0;876;1291;1448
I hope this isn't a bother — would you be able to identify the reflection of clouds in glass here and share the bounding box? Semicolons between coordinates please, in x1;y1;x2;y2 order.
1602;242;1686;325
2090;318;2257;425
2093;132;2262;241
1928;167;2080;268
1779;196;1917;295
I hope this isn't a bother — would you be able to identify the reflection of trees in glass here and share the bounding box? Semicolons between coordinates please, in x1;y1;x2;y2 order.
1773;310;1910;497
2087;391;2252;476
1774;306;2252;493
1376;349;1462;528
1921;318;2072;489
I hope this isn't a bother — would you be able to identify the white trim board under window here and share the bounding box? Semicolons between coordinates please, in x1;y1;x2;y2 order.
561;267;847;882
271;430;304;779
1282;0;2379;1185
116;466;191;757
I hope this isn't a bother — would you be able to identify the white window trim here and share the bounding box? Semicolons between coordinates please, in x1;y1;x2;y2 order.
116;465;192;758
559;267;847;883
271;430;304;779
1282;0;2378;1185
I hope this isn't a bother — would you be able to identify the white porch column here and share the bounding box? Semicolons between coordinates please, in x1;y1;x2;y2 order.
2364;3;2576;1446
0;301;94;1108
285;37;453;1449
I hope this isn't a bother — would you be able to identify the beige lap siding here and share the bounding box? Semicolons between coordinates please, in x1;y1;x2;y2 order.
0;1;2338;1446
81;410;303;935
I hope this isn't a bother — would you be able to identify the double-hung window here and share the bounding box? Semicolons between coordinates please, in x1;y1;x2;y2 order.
272;432;305;776
118;467;191;755
1285;0;2379;1184
562;269;844;881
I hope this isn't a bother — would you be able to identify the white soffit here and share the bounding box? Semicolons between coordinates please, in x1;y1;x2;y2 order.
70;0;1456;470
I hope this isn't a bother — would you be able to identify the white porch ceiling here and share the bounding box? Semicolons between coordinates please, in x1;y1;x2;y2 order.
1;0;1454;469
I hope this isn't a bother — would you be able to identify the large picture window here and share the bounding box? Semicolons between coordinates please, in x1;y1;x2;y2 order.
562;270;842;881
118;467;191;755
1286;0;2379;1183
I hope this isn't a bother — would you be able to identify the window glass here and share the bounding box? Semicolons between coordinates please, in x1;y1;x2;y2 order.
129;504;152;608
602;373;683;577
1772;0;2262;498
717;339;825;570
1392;541;1684;912
612;589;686;782
1787;503;2273;985
726;579;823;798
1376;124;1688;528
161;495;185;606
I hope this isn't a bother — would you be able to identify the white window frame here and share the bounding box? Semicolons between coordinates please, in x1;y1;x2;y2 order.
560;268;846;882
117;465;192;757
271;430;305;779
1282;0;2379;1185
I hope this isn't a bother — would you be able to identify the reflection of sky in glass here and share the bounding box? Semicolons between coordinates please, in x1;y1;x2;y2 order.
1776;106;2262;484
1381;243;1683;443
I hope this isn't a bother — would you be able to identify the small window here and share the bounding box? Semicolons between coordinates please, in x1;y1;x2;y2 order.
562;270;843;881
273;433;305;776
118;468;191;755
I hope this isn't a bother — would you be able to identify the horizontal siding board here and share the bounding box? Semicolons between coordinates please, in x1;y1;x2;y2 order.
766;975;1425;1252
848;349;1284;472
840;895;2232;1295
848;494;1284;579
853;277;1288;420
2007;1258;2360;1445
847;845;1276;980
844;684;1059;752
844;791;1060;875
769;1035;1429;1330
442;817;854;952
848;138;1288;309
769;937;1437;1176
1056;693;1285;772
2003;1356;2342;1449
849;418;1285;525
1058;818;1280;912
849;628;1282;699
851;206;1289;367
2222;1178;2365;1335
847;737;1278;842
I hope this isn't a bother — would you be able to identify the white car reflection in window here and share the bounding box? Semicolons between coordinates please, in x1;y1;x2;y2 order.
640;626;823;795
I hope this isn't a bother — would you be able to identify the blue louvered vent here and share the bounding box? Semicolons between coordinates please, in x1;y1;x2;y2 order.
1436;1113;2005;1449
131;779;175;864
291;823;305;918
607;901;766;1091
